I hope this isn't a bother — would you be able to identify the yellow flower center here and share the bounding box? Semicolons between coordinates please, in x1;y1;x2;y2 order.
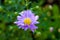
24;18;32;25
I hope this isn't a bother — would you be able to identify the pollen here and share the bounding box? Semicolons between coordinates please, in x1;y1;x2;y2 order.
24;18;32;25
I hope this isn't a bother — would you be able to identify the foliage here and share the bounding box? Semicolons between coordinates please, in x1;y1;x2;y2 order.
0;0;60;40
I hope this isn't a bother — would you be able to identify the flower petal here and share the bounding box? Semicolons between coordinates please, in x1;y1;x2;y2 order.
17;16;22;20
21;25;28;31
29;24;38;32
35;15;39;20
14;21;24;26
35;21;39;24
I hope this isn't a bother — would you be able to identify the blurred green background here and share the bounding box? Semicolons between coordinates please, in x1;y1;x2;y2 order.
0;0;60;40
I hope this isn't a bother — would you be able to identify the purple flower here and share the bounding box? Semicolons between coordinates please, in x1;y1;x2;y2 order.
14;10;39;32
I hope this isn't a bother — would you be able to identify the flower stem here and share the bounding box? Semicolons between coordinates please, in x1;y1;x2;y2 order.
30;31;36;40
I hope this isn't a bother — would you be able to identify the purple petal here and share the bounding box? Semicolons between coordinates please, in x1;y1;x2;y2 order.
34;21;39;24
19;11;26;18
31;19;39;24
19;10;35;18
21;25;29;31
14;21;24;26
29;24;38;32
35;15;39;20
18;26;22;29
19;11;25;15
17;16;22;20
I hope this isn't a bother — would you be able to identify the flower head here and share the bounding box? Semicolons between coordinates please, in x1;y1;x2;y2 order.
14;10;39;32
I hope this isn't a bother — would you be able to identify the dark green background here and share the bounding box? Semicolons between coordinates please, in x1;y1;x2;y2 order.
0;0;60;40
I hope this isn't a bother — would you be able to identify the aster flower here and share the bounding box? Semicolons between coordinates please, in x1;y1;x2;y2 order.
14;10;39;32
